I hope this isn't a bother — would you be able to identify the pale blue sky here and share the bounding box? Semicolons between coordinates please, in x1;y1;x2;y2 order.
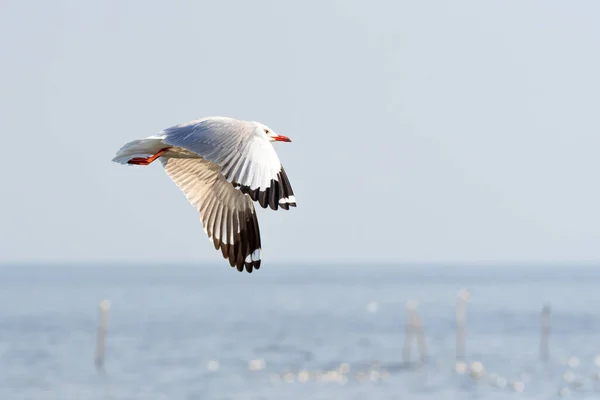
1;1;599;265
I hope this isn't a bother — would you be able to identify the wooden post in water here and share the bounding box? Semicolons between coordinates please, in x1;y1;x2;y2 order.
402;300;418;364
95;300;110;369
414;313;428;363
540;304;551;362
456;289;471;361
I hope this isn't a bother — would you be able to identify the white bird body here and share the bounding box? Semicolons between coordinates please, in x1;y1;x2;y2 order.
112;116;296;273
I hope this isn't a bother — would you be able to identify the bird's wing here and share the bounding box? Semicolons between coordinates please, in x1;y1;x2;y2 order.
160;157;262;273
161;118;296;210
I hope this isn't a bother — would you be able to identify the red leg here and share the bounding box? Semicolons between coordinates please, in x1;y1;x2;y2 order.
127;147;170;165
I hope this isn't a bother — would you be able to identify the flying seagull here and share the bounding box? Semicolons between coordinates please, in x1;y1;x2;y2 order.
112;116;296;273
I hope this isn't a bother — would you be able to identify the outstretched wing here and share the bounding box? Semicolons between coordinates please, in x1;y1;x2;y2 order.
160;157;262;273
161;118;296;210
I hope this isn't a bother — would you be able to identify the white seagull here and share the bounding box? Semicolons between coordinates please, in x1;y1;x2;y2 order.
112;116;296;273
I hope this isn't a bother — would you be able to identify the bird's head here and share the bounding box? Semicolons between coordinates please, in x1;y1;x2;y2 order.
256;123;292;143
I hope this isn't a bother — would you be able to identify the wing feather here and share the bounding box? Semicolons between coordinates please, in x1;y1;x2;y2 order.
160;157;261;272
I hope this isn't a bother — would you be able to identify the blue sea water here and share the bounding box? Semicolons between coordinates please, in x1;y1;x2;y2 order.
1;263;600;399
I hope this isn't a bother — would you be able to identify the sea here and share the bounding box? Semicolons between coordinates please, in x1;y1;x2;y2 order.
1;263;600;400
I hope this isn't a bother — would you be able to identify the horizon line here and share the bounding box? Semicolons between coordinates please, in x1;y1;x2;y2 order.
1;259;599;268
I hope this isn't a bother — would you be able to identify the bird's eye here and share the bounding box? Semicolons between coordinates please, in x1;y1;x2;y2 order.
264;128;269;134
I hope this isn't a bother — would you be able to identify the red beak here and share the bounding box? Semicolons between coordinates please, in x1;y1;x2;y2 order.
274;135;292;142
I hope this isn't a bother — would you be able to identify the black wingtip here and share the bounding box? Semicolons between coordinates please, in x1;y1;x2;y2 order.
235;165;296;211
215;207;262;274
233;260;261;273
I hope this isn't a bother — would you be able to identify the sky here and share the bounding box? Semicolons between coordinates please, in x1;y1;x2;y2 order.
1;0;599;266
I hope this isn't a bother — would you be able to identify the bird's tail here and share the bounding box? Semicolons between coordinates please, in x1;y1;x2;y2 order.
112;136;167;164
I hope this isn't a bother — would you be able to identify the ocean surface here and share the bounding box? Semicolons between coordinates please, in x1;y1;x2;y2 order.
1;263;600;400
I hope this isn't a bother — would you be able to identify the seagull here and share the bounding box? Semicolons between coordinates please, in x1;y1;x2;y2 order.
112;116;296;273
